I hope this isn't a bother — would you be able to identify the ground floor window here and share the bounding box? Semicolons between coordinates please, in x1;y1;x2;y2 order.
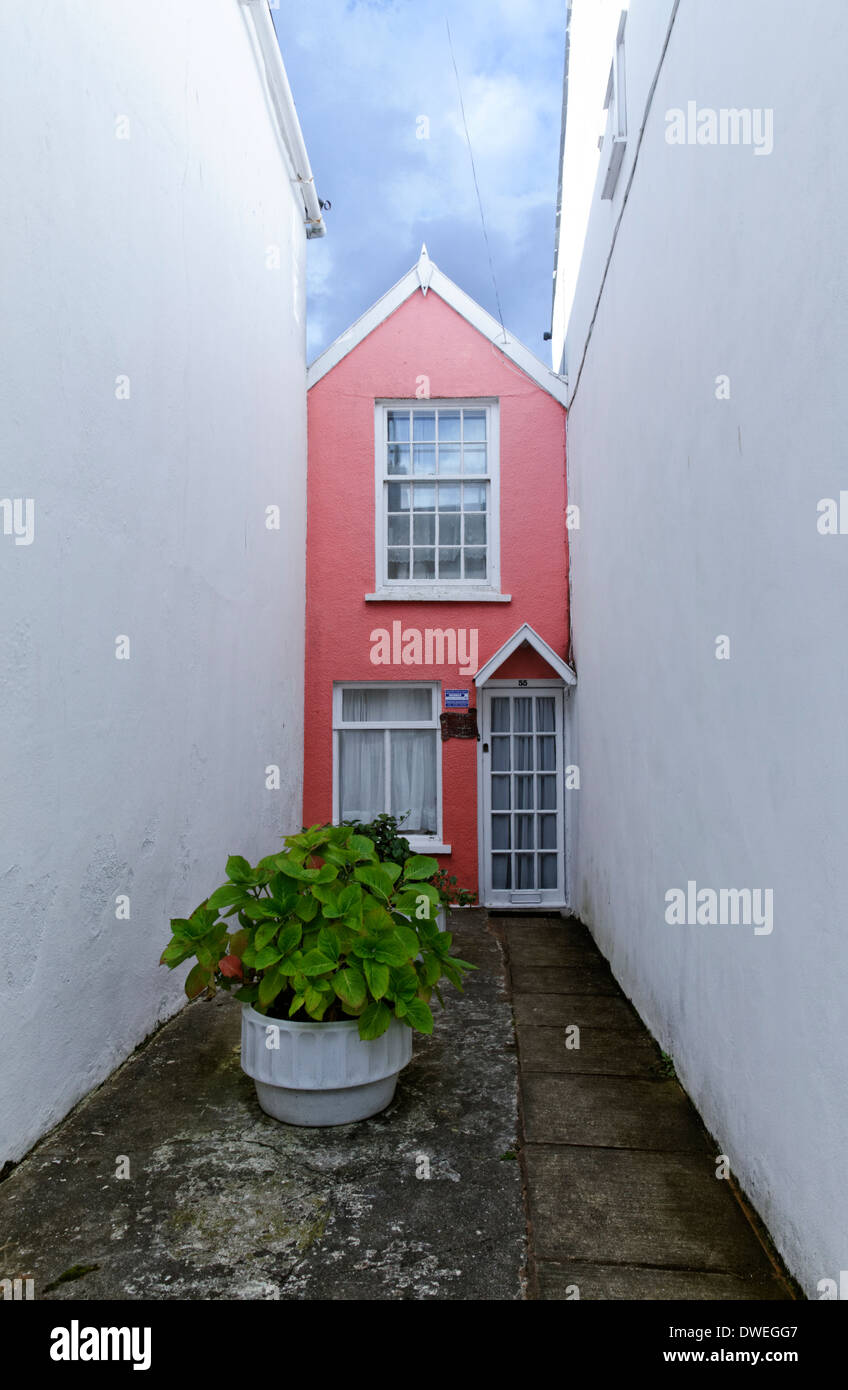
333;683;440;837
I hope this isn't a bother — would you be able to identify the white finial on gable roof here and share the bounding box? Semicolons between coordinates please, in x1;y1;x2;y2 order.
416;243;434;295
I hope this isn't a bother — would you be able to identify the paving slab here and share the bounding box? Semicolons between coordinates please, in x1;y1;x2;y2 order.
524;1145;775;1272
502;912;793;1302
522;1075;712;1151
0;911;524;1302
516;1024;660;1076
536;1261;791;1301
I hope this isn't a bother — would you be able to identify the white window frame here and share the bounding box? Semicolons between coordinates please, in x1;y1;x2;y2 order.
331;681;450;854
368;398;507;602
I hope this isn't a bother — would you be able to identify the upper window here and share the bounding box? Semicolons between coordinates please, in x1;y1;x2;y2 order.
373;400;501;596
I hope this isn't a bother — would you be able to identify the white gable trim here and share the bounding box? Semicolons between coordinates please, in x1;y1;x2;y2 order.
474;622;576;687
307;246;569;405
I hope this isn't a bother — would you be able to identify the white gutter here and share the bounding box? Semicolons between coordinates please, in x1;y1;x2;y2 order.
239;0;326;238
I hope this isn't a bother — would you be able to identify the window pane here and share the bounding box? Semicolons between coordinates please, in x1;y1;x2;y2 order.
387;483;410;512
516;854;536;889
536;697;555;731
537;775;556;809
387;410;410;442
539;814;557;849
463;483;487;510
492;855;511;889
515;737;534;771
537;736;556;771
463;444;487;474
413;513;435;544
438;443;460;473
491;696;510;731
514;697;533;732
412;412;435;441
491;775;511;809
390;729;437;833
464;548;487;580
438;512;460;546
438;546;461;578
388;443;410;475
515;775;534;808
540;854;558;889
438;483;461;511
387;549;409;579
438;411;461;440
339;729;384;822
491;736;511;771
342;687;432;721
464;513;486;545
515;815;535;849
463;410;486;441
413;444;436;475
492;815;511;850
387;514;409;545
413;483;436;511
413;548;435;578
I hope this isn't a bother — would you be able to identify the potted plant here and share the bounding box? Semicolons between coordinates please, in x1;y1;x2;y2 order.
159;824;475;1126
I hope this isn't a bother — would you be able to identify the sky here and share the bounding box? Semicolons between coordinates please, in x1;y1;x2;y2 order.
271;0;570;365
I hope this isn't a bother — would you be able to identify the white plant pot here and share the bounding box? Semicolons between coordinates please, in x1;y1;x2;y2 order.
240;1005;413;1126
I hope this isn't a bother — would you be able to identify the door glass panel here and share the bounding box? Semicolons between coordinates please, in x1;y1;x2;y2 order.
491;776;510;810
516;854;536;889
540;854;558;889
491;737;511;771
539;814;557;849
537;775;556;808
513;698;533;732
515;815;535;849
492;855;511;889
515;737;534;771
536;697;555;731
491;697;510;732
515;775;534;809
537;736;556;771
491;815;511;850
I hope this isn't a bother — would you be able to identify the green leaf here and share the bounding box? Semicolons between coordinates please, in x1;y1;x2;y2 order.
276;860;339;884
160;940;193;967
304;985;329;1019
185;962;212;999
373;934;411;968
358;1001;392;1040
226;855;254;884
333;966;366;1009
381;860;402;884
254;918;281;951
253;944;283;970
294;894;320;922
348;834;377;861
258;966;284;1009
277;921;302;954
402;855;440;881
363;959;389;999
403;996;434;1034
288;993;305;1017
233;984;258;1003
317;926;341;962
354;864;396;900
298;949;336;977
206;884;252;912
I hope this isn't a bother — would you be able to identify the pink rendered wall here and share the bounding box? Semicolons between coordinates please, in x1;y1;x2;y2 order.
304;289;568;894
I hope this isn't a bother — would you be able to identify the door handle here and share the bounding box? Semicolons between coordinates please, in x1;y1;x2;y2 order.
482;742;489;752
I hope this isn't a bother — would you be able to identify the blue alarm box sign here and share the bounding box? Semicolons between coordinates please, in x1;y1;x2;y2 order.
444;689;469;710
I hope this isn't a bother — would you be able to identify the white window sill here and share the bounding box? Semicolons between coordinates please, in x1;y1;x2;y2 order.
406;838;451;855
366;588;511;603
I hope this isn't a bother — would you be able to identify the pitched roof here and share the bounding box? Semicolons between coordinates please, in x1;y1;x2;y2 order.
306;246;569;405
474;622;576;686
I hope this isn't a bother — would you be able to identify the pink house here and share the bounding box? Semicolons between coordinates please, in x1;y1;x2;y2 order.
303;247;575;908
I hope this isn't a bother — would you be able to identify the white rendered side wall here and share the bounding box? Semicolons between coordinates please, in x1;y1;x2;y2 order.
564;0;848;1295
0;1;309;1161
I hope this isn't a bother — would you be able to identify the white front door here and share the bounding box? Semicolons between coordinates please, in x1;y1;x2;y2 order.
480;684;566;907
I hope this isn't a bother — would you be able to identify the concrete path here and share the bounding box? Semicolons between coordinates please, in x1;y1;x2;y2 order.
0;911;523;1301
491;913;795;1301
